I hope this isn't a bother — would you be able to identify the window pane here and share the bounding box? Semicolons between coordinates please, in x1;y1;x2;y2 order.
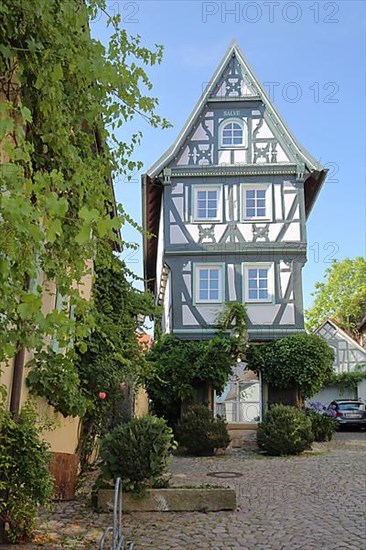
257;199;266;208
200;269;209;279
259;279;267;289
259;269;268;278
246;190;255;199
249;279;257;289
197;191;206;199
207;191;217;200
249;289;257;300
246;208;255;217
246;199;255;207
210;289;219;300
248;269;257;278
259;290;268;299
257;208;266;217
257;190;266;198
200;289;208;300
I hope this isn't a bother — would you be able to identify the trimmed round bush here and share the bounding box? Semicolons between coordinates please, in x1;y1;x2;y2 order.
257;404;314;456
306;410;337;442
99;415;175;492
176;405;230;456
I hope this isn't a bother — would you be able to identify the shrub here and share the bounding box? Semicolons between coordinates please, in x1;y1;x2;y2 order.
257;404;314;456
305;402;337;442
99;415;175;493
176;405;230;456
247;333;334;400
0;406;54;543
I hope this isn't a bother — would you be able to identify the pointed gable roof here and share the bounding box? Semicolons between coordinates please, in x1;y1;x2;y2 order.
146;41;327;215
315;319;366;356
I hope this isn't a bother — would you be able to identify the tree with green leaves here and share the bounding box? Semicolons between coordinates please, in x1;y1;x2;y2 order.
0;2;168;541
305;257;366;337
0;0;169;416
247;333;335;401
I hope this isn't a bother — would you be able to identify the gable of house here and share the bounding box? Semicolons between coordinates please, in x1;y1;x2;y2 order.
315;320;366;373
143;42;327;343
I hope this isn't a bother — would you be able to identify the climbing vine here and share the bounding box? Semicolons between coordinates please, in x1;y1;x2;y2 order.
75;251;156;472
0;1;169;406
145;302;248;426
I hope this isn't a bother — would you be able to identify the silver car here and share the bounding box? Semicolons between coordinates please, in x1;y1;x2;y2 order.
327;399;366;429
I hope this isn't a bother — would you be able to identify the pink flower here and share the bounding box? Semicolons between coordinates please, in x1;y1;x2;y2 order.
98;391;107;400
120;381;126;390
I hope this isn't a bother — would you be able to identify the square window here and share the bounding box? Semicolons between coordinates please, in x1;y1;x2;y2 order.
194;187;220;221
196;266;223;303
243;186;270;220
245;265;272;303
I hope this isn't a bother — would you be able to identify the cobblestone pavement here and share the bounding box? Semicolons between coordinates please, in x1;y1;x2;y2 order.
5;431;366;550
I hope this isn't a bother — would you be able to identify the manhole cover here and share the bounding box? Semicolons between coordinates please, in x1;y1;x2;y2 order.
207;471;243;479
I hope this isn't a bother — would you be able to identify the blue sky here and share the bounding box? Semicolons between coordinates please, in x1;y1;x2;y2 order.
92;0;365;310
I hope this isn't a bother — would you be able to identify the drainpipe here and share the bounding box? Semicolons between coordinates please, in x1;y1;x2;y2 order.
9;344;26;420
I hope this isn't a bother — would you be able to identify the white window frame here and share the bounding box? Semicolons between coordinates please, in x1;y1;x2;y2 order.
241;183;272;222
219;118;247;149
243;263;275;304
194;263;224;304
192;185;222;222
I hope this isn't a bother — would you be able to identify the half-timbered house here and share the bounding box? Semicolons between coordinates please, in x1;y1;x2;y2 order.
142;42;328;425
310;320;366;404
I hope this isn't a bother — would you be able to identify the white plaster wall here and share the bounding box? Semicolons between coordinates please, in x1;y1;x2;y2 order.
274;183;283;219
279;304;295;325
284;193;296;217
234;150;247;163
253;119;273;139
227;264;237;301
218;150;231;164
176;146;189;165
182;305;199;326
276;144;290;162
170;225;188;244
279;270;291;298
171;182;184;195
309;386;357;407
196;304;225;324
247;304;281;325
172;196;184;218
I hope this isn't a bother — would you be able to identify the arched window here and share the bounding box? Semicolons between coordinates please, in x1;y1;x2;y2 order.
221;120;244;147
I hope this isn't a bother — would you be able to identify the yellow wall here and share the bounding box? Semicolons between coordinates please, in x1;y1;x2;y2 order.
0;268;93;456
134;387;149;417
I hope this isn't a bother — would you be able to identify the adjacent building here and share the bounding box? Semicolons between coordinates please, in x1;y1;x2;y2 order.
311;319;366;404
